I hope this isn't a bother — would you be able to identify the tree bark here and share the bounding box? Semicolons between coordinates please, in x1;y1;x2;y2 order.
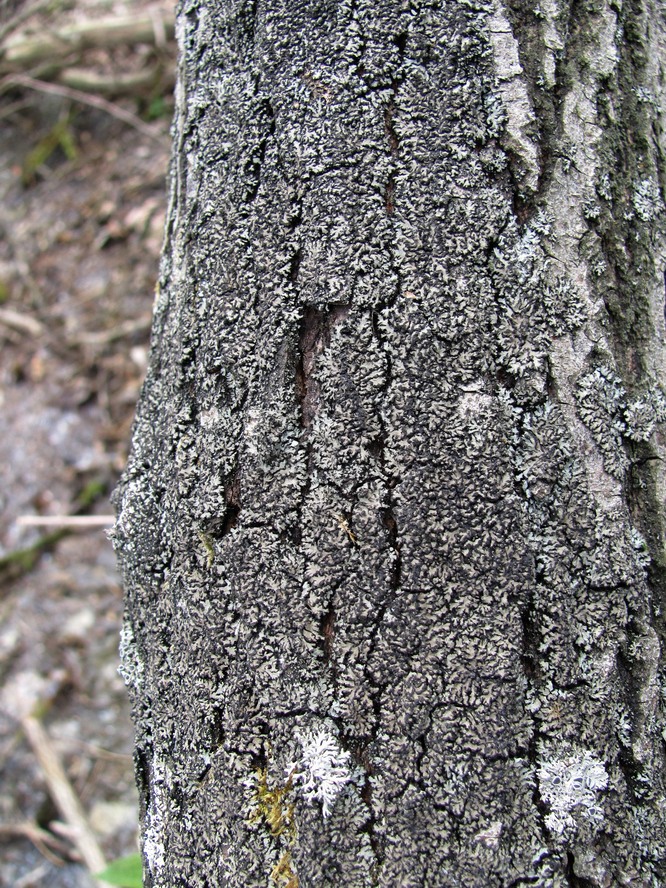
113;0;666;885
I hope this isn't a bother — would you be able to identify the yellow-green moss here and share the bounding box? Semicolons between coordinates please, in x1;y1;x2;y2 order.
248;767;298;886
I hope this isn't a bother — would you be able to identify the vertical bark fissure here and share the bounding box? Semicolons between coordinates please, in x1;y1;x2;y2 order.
565;850;597;888
354;34;412;875
383;91;399;215
500;0;590;216
243;96;275;204
208;470;242;539
295;304;350;429
595;0;666;639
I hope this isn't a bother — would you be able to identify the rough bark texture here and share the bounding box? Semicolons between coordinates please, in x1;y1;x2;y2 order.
113;0;666;885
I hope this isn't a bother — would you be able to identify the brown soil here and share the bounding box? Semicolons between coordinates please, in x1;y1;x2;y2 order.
0;2;173;884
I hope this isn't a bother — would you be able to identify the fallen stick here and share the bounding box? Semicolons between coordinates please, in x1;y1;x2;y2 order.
20;715;110;884
57;63;171;96
0;306;44;336
17;515;114;528
1;11;175;68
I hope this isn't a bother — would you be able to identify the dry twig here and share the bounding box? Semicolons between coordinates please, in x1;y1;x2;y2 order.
69;738;133;763
0;820;73;867
0;0;56;45
0;306;44;336
20;715;109;883
0;72;169;143
17;514;114;528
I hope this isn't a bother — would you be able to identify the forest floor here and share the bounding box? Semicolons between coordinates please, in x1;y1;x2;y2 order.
0;1;174;884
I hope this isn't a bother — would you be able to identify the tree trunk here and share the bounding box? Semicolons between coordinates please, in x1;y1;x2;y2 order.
113;0;666;884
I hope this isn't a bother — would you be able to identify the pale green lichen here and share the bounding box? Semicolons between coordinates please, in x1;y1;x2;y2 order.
576;366;628;478
623;390;666;443
633;178;662;223
197;530;215;567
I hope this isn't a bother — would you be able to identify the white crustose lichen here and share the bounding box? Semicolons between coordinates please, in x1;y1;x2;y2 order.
538;751;608;835
288;727;351;818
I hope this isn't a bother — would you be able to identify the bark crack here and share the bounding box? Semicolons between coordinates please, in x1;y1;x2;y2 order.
201;469;242;538
496;0;585;219
295;304;350;428
319;600;335;664
243;96;275;204
565;850;597;887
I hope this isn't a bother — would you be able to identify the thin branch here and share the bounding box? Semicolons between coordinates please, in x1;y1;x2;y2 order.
68;738;133;763
0;94;29;119
0;72;169;144
0;0;58;45
0;820;73;867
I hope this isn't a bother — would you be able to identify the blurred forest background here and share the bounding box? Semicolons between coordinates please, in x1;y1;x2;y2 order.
0;0;175;884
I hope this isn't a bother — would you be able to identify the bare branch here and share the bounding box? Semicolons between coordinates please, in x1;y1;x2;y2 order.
0;72;169;143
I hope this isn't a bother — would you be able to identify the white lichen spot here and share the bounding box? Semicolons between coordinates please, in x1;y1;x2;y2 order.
538;752;608;835
144;754;169;874
483;91;506;140
628;526;651;569
144;824;165;875
457;382;493;419
596;172;612;202
288;728;351;818
623;389;666;442
576;366;628;478
634;85;656;106
633;178;662;222
616;706;633;747
118;619;144;690
583;201;601;221
114;477;143;539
